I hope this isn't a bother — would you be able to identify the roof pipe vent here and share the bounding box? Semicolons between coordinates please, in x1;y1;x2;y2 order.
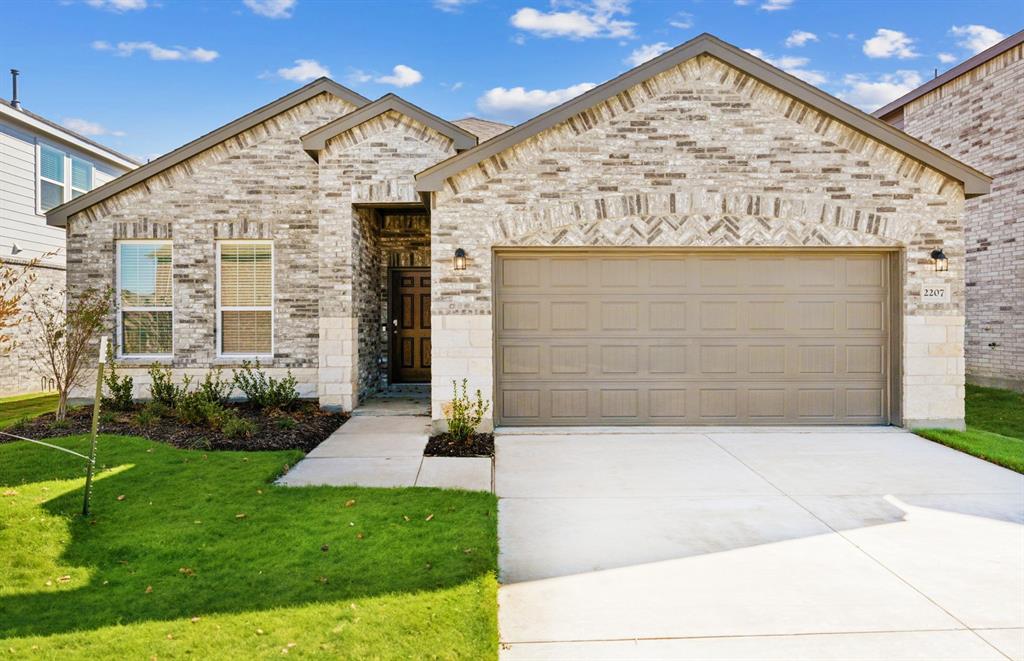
9;69;20;110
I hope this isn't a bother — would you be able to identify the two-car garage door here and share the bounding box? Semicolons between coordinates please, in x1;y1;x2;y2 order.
494;251;893;426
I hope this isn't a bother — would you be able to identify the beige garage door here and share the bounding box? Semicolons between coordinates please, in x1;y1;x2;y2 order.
494;251;892;426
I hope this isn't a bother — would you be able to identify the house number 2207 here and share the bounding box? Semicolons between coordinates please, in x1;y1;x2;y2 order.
921;285;950;303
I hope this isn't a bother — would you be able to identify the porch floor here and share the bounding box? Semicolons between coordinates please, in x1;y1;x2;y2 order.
353;385;430;417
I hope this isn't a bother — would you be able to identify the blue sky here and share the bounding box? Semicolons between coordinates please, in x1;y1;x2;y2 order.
2;0;1020;162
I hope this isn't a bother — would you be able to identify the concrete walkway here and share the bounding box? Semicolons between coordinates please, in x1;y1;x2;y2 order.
496;427;1024;660
277;415;492;491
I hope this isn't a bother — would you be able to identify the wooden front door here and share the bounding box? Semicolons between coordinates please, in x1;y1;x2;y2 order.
390;268;431;383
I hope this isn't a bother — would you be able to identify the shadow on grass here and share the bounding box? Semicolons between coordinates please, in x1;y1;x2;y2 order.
0;435;498;639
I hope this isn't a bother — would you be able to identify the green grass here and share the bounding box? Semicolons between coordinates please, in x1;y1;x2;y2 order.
914;384;1024;474
0;392;58;429
0;435;498;659
915;428;1024;474
965;384;1024;439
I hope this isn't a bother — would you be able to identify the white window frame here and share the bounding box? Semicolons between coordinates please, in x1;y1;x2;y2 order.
36;141;95;214
216;240;275;359
116;240;174;359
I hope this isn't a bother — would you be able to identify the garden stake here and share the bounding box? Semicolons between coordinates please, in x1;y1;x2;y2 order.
82;335;107;516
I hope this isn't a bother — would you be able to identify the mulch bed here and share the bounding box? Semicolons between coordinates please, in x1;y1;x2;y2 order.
424;432;494;458
7;400;347;453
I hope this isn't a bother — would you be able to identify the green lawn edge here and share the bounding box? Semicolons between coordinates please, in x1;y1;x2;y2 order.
914;427;1024;474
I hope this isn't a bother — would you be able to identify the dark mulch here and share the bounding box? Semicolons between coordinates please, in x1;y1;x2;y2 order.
424;432;494;458
6;400;347;452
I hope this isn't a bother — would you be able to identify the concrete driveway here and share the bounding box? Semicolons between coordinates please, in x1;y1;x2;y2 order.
495;427;1024;660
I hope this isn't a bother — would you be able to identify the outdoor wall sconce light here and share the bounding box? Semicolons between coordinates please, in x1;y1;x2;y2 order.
930;249;949;272
453;248;467;271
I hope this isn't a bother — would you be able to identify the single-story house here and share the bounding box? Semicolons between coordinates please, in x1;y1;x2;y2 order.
46;33;990;431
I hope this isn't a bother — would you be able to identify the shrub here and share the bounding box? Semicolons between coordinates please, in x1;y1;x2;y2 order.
135;406;158;428
175;390;225;427
232;360;298;410
101;343;134;411
148;364;190;408
221;412;257;440
274;416;297;431
197;367;232;406
443;379;490;443
142;400;171;419
99;410;117;426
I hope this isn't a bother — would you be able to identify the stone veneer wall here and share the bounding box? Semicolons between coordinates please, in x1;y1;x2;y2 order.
899;44;1023;391
315;111;455;409
63;93;360;399
0;262;63;396
430;54;968;430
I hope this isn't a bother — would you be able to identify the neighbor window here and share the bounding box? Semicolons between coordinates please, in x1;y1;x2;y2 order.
117;241;173;356
38;143;95;211
218;241;273;356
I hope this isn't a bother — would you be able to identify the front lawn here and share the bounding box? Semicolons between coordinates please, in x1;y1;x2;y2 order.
0;392;58;429
0;435;498;659
915;384;1024;474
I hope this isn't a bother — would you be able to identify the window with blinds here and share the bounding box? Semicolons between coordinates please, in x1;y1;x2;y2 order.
39;144;65;211
38;144;94;211
118;242;173;356
218;242;273;356
71;157;93;198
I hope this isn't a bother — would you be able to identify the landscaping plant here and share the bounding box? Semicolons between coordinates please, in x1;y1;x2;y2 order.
444;379;490;443
26;285;111;421
101;343;134;411
197;367;233;406
147;364;189;408
232;360;299;410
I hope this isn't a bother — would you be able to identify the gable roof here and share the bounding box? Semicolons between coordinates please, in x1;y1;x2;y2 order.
46;78;370;228
300;93;478;160
451;117;513;142
415;33;991;197
0;100;139;169
873;29;1024;121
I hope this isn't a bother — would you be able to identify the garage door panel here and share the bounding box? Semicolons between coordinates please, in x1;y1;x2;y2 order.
495;252;891;425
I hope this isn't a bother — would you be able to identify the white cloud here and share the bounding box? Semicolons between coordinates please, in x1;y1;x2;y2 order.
449;81;464;91
276;59;330;82
837;70;923;111
92;40;219;62
346;69;373;84
477;82;597;120
434;0;475;12
734;0;752;5
863;28;918;59
744;48;827;85
668;11;693;29
785;30;818;47
375;64;423;88
937;52;957;63
85;0;147;11
63;117;126;137
950;24;1005;54
760;0;793;10
510;0;635;40
625;42;672;67
243;0;295;19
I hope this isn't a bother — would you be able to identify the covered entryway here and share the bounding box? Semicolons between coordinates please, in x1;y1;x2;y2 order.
494;250;896;426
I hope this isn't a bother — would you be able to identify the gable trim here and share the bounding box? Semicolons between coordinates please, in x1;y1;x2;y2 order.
414;33;991;198
46;78;370;228
300;93;478;159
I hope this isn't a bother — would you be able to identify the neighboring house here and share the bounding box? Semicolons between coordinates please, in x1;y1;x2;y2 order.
0;84;138;396
875;30;1023;392
46;34;989;431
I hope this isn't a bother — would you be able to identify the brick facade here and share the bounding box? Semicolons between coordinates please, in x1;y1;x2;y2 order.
896;44;1023;391
430;55;967;430
57;52;972;431
0;262;63;396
